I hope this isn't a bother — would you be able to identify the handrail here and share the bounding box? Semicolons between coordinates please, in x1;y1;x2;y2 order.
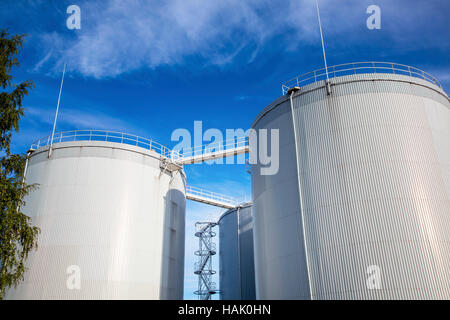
186;186;238;206
30;129;183;161
30;130;250;165
175;136;248;158
281;61;443;95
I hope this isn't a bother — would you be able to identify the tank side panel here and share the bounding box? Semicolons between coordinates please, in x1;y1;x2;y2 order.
252;100;311;300
5;142;186;299
424;97;450;200
290;75;450;299
219;210;240;300
160;172;186;300
237;206;256;300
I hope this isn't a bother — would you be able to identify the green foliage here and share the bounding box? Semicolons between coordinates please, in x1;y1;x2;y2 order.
0;29;40;300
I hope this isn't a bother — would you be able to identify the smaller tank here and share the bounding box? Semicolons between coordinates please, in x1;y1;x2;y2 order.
218;203;255;300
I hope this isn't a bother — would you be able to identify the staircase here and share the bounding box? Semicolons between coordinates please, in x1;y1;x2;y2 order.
193;222;218;300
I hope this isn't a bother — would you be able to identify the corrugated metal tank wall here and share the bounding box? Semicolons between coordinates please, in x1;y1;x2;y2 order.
251;73;450;299
5;140;186;299
219;203;256;300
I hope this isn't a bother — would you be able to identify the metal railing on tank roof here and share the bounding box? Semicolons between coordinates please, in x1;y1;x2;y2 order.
281;62;443;95
30;130;182;161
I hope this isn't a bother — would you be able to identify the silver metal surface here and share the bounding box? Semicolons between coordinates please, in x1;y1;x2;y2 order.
219;203;256;300
6;140;186;299
252;72;450;299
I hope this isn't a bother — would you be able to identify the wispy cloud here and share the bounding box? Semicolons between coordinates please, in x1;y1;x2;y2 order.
11;104;142;153
31;0;449;79
37;0;280;78
26;106;130;131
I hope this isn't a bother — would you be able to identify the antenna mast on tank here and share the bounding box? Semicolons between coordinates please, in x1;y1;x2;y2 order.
48;63;66;158
315;0;332;95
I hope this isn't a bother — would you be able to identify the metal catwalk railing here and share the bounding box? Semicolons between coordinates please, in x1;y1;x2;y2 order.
194;222;218;300
176;136;249;165
186;186;238;209
30;130;249;167
281;61;443;95
30;130;182;161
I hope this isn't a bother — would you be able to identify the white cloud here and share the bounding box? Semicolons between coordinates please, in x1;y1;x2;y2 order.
33;0;449;78
25;106;130;131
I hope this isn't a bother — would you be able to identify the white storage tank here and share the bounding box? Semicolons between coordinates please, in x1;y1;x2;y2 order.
218;203;256;300
251;63;450;299
6;131;186;299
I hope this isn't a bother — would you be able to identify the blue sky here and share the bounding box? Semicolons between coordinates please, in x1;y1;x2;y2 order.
2;0;449;299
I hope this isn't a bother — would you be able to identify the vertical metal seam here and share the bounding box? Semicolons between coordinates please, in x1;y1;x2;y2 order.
289;91;314;300
237;206;242;299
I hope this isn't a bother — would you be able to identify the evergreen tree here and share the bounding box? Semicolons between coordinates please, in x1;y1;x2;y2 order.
0;29;40;300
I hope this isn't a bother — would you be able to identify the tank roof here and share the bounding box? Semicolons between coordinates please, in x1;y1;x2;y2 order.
281;61;443;95
218;202;252;223
30;129;179;161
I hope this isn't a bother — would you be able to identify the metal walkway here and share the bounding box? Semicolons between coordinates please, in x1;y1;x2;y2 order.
186;186;237;209
180;146;249;164
177;136;249;165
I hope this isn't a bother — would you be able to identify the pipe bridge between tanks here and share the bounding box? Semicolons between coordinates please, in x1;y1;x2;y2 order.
179;145;249;165
171;136;249;166
172;137;247;209
186;186;238;209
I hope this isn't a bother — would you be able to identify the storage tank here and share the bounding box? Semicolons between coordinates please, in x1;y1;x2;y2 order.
218;203;256;300
6;131;186;299
251;63;450;300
